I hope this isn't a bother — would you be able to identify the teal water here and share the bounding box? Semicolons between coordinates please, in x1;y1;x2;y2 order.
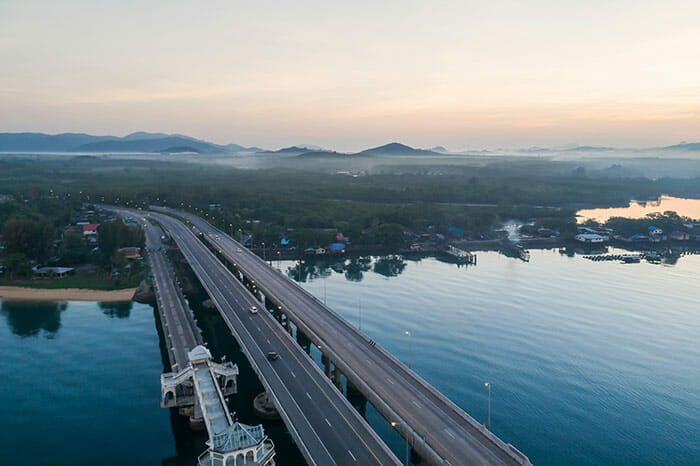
2;248;699;465
0;300;176;465
283;248;700;465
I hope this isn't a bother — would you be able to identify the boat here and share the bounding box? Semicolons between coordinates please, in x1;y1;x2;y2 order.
621;254;642;263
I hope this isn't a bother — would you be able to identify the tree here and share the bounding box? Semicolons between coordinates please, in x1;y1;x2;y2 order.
2;253;32;280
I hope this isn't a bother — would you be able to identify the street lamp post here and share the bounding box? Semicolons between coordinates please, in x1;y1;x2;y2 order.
484;382;491;430
405;331;412;369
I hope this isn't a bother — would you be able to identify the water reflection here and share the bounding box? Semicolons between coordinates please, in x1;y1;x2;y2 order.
373;255;407;277
577;195;700;223
286;255;408;283
99;301;134;319
0;300;67;338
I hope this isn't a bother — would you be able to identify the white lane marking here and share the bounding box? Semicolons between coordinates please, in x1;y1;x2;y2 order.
445;429;456;440
290;370;296;378
306;392;312;400
266;339;271;344
412;400;421;408
348;450;357;462
325;418;332;427
387;378;394;385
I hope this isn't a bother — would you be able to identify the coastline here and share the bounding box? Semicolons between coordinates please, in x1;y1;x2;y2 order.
0;286;137;302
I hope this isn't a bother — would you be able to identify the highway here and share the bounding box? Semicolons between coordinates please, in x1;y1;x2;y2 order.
145;210;400;466
119;211;202;370
154;206;532;466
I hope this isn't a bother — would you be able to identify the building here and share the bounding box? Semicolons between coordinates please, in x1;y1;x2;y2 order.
33;266;75;278
669;231;690;241
574;233;608;243
328;243;346;253
118;247;142;260
82;223;100;237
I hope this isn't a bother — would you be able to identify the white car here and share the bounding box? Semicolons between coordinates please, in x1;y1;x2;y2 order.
250;306;258;314
237;248;242;253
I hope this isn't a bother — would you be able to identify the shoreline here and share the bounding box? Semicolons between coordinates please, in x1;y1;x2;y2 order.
0;286;137;302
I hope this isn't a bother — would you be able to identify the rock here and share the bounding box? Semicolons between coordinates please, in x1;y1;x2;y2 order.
132;280;155;304
202;298;216;309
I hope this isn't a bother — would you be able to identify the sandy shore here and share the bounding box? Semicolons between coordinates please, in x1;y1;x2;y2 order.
0;286;137;302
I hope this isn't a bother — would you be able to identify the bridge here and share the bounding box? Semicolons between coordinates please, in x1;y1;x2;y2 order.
152;206;532;466
124;208;400;465
118;210;276;466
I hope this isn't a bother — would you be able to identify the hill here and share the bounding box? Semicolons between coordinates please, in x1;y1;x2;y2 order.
257;146;313;155
74;136;223;153
357;142;440;156
0;131;259;153
663;142;700;151
0;132;118;151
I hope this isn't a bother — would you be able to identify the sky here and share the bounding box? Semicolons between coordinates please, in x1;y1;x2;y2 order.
1;0;699;151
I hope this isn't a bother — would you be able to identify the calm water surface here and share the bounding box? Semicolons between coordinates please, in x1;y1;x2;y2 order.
577;195;700;222
285;249;700;465
2;248;699;465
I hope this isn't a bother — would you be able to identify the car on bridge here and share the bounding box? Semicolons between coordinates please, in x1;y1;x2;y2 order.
250;306;258;314
267;352;279;361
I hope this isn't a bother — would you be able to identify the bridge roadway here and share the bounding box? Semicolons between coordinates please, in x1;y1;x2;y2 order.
153;206;532;466
145;210;400;466
119;211;202;369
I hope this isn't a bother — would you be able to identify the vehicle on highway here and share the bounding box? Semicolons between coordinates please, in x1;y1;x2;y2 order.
215;234;220;240
267;351;280;361
250;306;258;314
237;248;242;253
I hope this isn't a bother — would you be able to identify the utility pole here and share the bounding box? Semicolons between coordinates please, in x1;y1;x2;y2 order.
405;331;412;369
485;382;491;430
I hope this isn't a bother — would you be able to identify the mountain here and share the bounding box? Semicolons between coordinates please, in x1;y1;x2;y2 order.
563;145;615;152
357;142;440;156
225;143;262;152
296;151;349;158
257;146;313;155
0;131;259;153
663;142;700;151
431;146;449;153
74;136;223;153
0;132;118;151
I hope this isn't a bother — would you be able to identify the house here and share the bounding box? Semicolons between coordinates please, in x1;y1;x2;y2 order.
328;243;346;254
118;246;141;259
669;231;690;241
574;233;608;243
82;223;100;237
33;266;75;278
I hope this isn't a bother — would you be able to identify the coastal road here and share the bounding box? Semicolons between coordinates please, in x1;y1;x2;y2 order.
144;210;400;466
154;206;531;466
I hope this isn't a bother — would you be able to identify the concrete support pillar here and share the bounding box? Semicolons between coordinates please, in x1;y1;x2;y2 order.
346;380;367;417
332;366;343;392
410;446;422;465
296;331;311;354
322;354;331;377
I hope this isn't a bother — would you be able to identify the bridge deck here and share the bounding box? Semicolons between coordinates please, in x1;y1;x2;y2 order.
150;211;400;466
155;206;531;466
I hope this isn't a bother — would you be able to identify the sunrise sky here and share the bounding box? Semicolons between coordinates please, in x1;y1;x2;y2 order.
1;0;699;151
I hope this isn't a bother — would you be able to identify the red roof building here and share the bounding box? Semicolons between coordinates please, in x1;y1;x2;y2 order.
82;223;100;235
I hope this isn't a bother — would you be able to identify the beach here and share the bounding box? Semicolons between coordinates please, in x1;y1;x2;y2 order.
0;286;136;302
